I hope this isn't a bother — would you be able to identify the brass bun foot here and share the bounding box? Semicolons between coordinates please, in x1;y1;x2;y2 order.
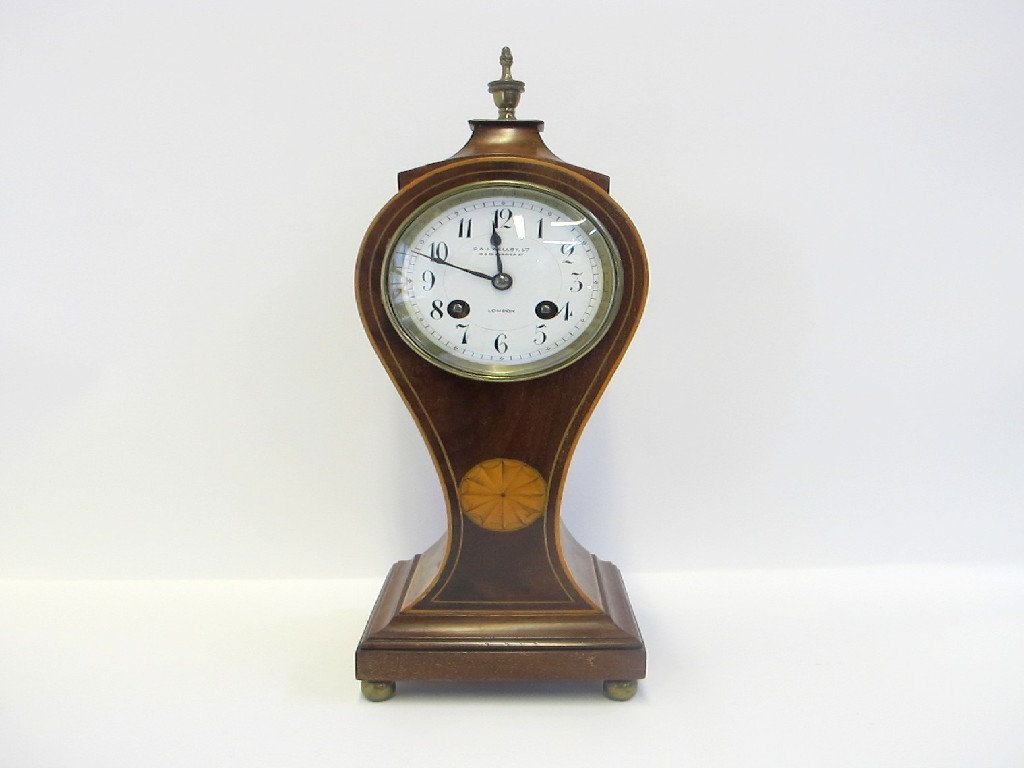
361;680;396;702
603;679;638;701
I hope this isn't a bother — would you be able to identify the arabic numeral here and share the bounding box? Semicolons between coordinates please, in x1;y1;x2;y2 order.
422;270;436;291
456;323;469;345
430;242;449;262
494;333;509;355
568;272;584;292
430;299;443;319
534;324;547;345
493;208;513;229
458;218;473;238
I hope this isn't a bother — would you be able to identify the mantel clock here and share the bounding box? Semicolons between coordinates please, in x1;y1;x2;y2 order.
354;48;649;701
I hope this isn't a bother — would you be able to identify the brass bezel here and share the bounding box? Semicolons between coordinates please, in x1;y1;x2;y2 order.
381;180;623;382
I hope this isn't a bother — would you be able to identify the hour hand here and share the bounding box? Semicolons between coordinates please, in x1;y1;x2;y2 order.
490;224;504;275
413;250;493;281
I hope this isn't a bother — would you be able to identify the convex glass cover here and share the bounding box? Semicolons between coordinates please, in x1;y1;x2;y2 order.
383;181;622;380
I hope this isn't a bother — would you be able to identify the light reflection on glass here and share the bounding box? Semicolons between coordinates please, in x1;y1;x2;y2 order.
512;214;526;239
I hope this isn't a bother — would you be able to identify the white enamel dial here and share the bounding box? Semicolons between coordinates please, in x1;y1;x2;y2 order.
383;182;621;380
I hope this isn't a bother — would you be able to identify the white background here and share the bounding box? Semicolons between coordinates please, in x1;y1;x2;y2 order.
1;1;1023;765
2;0;1022;578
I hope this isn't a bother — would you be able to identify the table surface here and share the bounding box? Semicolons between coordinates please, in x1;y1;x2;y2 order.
2;566;1022;767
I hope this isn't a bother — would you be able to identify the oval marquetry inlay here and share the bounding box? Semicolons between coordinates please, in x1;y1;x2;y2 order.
458;458;547;532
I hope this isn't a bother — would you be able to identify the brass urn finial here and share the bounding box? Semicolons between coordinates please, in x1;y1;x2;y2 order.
487;46;525;120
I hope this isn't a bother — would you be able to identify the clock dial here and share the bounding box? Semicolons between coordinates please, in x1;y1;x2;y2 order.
383;182;621;380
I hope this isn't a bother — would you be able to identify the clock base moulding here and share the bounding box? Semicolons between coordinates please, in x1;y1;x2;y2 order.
355;552;646;694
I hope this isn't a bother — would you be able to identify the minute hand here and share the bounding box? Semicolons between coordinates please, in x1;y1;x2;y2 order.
413;250;494;281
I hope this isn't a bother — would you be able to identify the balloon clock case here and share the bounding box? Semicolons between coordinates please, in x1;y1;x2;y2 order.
354;49;649;701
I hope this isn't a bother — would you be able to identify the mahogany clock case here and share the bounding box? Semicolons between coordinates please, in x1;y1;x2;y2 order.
354;121;648;690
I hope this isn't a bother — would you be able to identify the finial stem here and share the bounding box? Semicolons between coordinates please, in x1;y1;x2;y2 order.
488;46;525;120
